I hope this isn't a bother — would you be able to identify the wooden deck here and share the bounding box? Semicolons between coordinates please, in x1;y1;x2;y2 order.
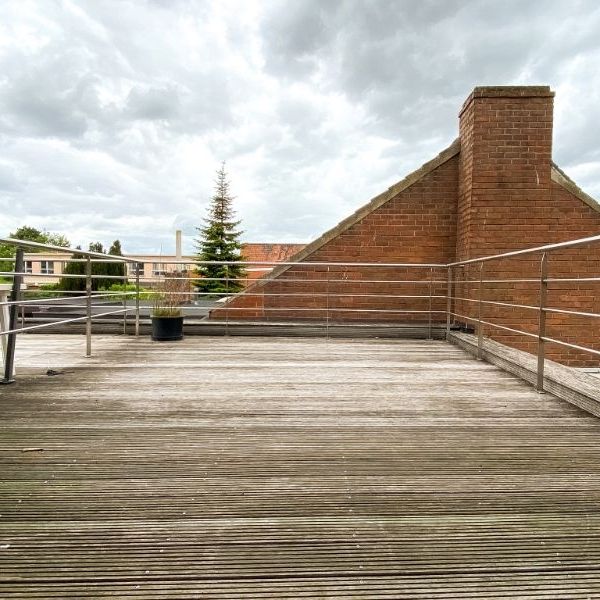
2;334;600;598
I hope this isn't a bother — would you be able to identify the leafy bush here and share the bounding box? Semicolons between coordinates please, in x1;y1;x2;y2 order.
99;283;153;301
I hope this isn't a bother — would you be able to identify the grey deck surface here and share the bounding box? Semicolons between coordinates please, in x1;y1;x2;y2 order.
2;335;600;598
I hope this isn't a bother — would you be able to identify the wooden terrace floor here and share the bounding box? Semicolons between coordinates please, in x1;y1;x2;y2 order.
2;335;600;598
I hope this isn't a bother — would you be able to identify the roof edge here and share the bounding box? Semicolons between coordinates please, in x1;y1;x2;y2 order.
253;138;461;287
215;139;460;300
551;163;600;213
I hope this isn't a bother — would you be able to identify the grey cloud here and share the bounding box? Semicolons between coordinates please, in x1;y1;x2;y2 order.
0;162;23;191
125;85;181;121
0;54;97;139
1;0;599;251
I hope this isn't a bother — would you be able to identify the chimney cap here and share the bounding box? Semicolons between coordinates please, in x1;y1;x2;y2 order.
460;85;554;117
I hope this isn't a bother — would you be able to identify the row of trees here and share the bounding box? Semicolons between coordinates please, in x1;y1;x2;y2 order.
0;226;125;291
4;164;246;296
60;241;126;291
0;226;71;279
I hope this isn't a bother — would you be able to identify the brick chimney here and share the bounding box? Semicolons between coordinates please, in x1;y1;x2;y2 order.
456;86;555;260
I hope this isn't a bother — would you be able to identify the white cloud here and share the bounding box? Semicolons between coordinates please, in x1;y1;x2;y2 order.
1;0;599;253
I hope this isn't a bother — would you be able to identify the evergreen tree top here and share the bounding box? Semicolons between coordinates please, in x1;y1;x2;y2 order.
194;163;246;294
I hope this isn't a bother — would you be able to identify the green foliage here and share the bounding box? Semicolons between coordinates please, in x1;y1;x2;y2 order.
107;240;126;282
195;163;245;295
151;275;187;318
0;243;13;281
58;247;86;292
99;283;153;301
45;233;70;247
5;226;70;250
0;225;71;278
56;239;127;292
22;283;61;300
152;306;182;318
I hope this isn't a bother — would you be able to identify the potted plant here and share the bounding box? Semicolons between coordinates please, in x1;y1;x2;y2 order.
151;274;188;341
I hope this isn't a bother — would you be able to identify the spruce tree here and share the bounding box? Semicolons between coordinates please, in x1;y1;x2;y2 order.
195;164;245;295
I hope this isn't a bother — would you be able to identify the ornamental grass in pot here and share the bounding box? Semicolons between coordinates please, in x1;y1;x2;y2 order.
151;274;189;341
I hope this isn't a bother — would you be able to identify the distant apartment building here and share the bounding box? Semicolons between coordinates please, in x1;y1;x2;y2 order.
20;242;305;288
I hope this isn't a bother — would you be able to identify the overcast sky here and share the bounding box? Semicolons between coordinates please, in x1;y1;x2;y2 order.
1;0;599;254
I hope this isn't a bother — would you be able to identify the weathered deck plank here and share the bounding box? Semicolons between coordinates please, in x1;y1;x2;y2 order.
1;335;600;598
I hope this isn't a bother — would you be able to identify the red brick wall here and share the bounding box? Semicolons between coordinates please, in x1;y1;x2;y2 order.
217;155;459;323
454;87;600;365
216;86;600;366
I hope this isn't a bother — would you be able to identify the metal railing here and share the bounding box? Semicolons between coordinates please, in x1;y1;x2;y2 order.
447;233;600;391
1;233;599;391
0;237;139;383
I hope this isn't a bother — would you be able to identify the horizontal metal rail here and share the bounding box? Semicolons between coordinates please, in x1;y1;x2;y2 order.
448;232;600;390
0;272;132;280
541;336;600;358
0;293;136;307
0;237;135;261
2;231;599;388
449;233;600;267
450;311;539;339
0;309;129;337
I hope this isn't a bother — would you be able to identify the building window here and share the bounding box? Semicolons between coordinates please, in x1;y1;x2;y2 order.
129;262;144;276
40;261;54;275
24;261;33;274
152;263;166;276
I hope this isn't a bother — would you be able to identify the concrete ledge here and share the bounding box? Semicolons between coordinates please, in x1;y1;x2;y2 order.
22;319;447;339
448;332;600;418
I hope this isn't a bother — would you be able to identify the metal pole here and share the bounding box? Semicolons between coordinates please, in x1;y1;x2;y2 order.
135;268;140;337
85;257;92;357
537;252;549;392
122;263;128;335
225;265;229;337
445;266;452;340
427;267;433;340
477;262;484;360
1;247;24;384
326;266;330;340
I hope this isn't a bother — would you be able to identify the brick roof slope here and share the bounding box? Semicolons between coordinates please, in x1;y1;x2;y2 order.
241;243;305;263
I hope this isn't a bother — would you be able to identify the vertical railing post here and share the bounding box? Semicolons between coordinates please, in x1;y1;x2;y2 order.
427;267;433;340
325;265;330;340
477;262;484;360
135;267;140;337
122;261;128;335
537;252;549;392
225;264;229;336
85;257;92;357
445;266;452;340
1;247;24;384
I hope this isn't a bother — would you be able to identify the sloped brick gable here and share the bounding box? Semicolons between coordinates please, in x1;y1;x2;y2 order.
216;86;600;365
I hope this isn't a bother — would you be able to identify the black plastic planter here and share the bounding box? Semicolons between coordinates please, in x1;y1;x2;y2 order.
151;316;184;341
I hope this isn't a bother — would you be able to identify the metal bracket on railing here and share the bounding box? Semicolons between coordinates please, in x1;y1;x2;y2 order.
536;252;548;392
1;247;24;384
